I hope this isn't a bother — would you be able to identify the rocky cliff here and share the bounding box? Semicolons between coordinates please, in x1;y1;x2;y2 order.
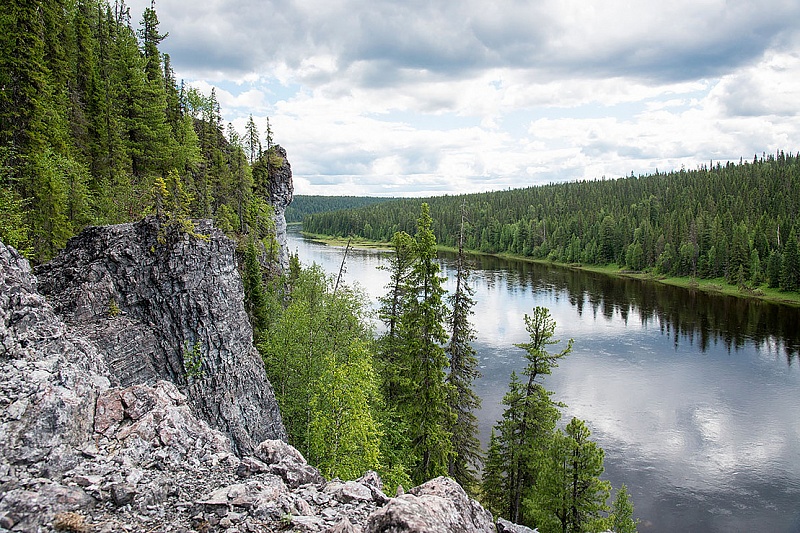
268;145;294;272
0;221;517;532
35;218;286;455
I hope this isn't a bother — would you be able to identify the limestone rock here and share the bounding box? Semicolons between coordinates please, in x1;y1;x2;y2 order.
35;217;286;454
364;476;495;533
267;145;294;271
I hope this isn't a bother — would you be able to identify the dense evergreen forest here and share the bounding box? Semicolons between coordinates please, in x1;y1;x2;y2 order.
0;0;281;263
0;2;643;529
303;154;800;293
286;195;401;223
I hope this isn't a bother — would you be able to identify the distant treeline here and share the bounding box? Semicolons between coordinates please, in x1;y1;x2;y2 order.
286;195;402;223
303;152;800;292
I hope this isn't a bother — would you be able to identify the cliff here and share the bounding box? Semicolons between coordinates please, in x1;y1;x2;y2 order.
0;220;513;532
268;145;294;271
35;218;286;455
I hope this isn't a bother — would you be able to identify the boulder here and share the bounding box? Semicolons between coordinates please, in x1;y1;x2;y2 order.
364;476;495;533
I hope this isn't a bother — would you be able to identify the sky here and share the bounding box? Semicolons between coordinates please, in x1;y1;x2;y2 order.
127;0;800;197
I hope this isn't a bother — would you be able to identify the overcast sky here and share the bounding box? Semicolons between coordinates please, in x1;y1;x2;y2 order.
127;0;800;197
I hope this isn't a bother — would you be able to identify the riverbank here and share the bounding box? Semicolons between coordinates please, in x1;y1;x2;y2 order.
300;230;800;308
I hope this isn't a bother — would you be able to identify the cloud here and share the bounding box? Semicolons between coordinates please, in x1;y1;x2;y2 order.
126;0;800;196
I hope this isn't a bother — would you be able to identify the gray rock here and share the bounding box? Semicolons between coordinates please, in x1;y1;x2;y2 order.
496;517;539;533
266;145;294;271
364;477;495;533
35;217;286;454
1;235;498;533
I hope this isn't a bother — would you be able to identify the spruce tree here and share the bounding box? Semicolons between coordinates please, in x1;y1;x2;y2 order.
780;229;799;292
377;230;415;402
243;237;269;340
445;202;482;494
393;203;454;484
526;418;611;533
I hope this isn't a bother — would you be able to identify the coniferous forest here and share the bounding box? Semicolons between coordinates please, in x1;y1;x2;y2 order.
0;0;280;263
303;155;800;294
17;1;800;531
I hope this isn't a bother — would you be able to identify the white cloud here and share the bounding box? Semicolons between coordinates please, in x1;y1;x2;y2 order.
127;0;800;196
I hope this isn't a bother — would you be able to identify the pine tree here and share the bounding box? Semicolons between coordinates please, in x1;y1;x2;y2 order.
609;484;639;533
526;418;611;533
445;201;482;494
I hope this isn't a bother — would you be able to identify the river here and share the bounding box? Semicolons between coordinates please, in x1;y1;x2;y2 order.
286;226;800;533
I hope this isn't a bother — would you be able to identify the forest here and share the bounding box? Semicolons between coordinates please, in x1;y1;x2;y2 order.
2;1;638;530
303;155;800;294
0;0;280;263
286;195;400;223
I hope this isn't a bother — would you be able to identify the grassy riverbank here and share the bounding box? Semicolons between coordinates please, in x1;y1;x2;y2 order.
300;231;394;250
302;232;800;307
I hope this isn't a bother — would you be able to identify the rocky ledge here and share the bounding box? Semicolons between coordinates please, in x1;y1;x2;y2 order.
0;222;523;532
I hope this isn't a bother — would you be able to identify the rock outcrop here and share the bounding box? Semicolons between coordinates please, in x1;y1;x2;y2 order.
267;145;294;271
35;217;286;454
1;227;520;532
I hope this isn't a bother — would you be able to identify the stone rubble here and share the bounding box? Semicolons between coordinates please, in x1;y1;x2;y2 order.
0;220;527;532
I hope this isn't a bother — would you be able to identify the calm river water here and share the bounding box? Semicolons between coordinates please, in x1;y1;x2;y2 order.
287;226;800;533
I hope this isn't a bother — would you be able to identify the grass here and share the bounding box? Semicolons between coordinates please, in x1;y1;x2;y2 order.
300;232;394;250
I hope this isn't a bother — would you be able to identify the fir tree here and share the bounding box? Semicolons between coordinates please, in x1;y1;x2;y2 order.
609;484;639;533
445;201;482;494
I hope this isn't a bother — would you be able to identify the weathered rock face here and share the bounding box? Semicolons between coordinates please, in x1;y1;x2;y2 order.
268;145;294;271
0;240;111;478
1;232;521;533
35;217;286;454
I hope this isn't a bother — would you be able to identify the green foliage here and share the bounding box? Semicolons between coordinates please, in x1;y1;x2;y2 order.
378;204;455;485
304;153;800;294
259;264;388;474
243;237;269;340
286;195;400;224
0;185;31;257
609;484;639;533
308;340;382;480
183;341;203;379
445;203;482;495
780;229;799;292
0;0;279;260
107;297;121;318
526;418;611;533
482;307;574;525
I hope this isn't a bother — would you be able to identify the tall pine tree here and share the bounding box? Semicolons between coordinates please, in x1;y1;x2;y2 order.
445;201;482;494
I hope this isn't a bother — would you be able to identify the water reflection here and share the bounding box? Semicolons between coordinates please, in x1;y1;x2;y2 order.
287;228;800;533
452;251;800;362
